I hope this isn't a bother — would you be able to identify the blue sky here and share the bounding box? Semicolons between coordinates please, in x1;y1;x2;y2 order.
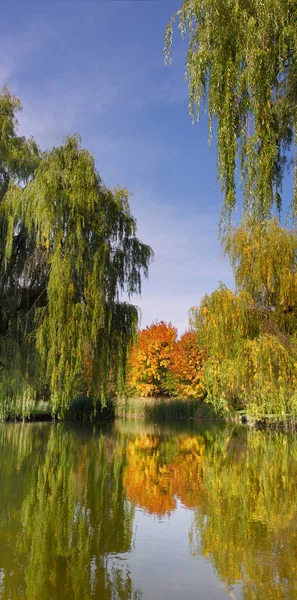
1;0;234;333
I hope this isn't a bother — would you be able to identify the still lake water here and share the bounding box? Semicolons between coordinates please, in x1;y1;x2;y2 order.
0;421;297;600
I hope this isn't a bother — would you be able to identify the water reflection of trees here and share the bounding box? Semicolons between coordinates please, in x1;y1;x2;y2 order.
191;429;297;600
1;424;297;599
0;424;141;600
123;434;206;516
123;427;297;599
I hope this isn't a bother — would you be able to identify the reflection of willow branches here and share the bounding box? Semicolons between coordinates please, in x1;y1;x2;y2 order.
122;428;297;599
0;423;48;530
2;424;297;599
0;424;141;600
189;428;297;600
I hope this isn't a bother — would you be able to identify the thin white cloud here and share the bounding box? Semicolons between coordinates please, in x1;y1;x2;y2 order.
17;76;122;148
0;11;187;149
0;23;54;85
0;6;233;335
125;189;234;333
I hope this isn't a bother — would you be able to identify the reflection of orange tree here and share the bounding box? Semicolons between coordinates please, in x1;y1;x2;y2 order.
123;435;176;516
123;434;206;516
123;429;297;598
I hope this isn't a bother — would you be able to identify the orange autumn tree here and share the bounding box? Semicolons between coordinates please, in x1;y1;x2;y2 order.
169;332;205;398
128;321;177;397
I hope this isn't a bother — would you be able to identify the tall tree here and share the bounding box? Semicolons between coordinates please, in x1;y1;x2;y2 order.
165;0;297;224
128;321;177;397
0;87;152;416
0;87;41;414
190;219;297;417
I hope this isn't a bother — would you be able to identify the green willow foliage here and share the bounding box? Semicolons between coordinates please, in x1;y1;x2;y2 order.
190;427;297;599
224;218;297;323
0;424;141;600
0;87;152;416
190;219;297;418
0;87;41;417
165;0;297;224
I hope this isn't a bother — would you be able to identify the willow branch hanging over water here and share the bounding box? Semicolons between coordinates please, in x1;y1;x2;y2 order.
165;0;297;225
0;86;153;416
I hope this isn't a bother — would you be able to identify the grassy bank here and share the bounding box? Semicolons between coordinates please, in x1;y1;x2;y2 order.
113;395;225;422
2;396;224;423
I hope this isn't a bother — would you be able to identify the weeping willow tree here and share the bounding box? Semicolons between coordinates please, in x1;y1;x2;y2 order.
165;0;297;224
0;87;152;417
0;87;42;416
224;218;297;331
190;219;297;418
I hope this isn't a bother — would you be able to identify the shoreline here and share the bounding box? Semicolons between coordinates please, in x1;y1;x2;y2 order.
2;396;297;431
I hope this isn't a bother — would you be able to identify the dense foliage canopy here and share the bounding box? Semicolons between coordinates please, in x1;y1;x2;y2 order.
169;330;205;398
165;0;297;224
190;219;297;418
0;86;152;417
128;321;177;397
127;322;205;398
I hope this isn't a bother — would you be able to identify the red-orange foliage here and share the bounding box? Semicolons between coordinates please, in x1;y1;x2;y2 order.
128;321;177;397
123;435;206;517
169;332;205;398
123;436;176;516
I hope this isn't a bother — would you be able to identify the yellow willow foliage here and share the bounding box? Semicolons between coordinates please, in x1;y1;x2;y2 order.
236;335;297;418
224;218;297;323
191;285;261;361
190;428;297;599
190;220;297;418
200;334;297;417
